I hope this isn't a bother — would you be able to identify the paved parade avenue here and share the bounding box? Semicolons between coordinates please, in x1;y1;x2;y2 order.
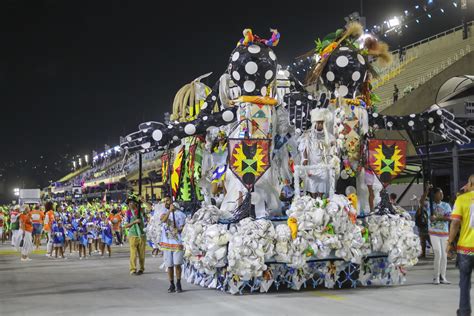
0;243;463;316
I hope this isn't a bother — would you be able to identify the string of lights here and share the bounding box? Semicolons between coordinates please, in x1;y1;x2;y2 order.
284;0;468;81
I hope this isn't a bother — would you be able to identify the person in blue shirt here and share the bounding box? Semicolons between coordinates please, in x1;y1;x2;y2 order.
52;218;66;259
160;198;186;293
99;213;113;257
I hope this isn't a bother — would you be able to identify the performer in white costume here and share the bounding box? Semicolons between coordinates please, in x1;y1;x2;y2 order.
298;108;337;198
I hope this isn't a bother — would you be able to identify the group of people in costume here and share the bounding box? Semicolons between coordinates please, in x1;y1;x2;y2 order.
0;200;136;261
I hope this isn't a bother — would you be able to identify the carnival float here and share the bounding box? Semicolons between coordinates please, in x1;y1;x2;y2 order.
122;23;470;294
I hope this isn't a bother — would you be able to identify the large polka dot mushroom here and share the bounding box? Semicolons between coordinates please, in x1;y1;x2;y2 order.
228;43;277;97
321;47;368;99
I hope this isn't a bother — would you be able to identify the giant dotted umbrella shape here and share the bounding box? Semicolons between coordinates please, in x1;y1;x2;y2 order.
228;43;277;97
321;46;368;99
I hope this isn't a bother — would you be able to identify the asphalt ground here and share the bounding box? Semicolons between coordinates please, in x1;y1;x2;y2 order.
0;242;464;316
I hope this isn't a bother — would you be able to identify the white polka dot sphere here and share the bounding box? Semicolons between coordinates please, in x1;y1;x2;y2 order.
351;71;361;81
152;129;163;141
265;70;273;80
337;85;349;97
248;45;261;54
326;71;335;82
245;61;258;75
232;52;240;61
184;124;196;135
269;50;276;61
336;56;349;67
244;80;256;92
232;71;240;81
222;110;234;122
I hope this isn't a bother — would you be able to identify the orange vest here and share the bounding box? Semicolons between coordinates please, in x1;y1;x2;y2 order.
43;210;55;231
30;210;44;224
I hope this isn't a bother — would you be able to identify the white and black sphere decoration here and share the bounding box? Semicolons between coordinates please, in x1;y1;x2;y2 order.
228;43;277;96
321;47;368;99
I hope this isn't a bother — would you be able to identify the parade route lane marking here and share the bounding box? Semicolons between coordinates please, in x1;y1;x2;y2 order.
312;291;346;301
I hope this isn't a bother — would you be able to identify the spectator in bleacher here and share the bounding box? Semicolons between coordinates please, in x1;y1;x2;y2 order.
393;84;399;102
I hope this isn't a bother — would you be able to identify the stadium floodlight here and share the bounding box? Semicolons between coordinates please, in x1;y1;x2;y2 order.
13;188;20;196
78;157;82;166
73;160;76;169
387;17;401;28
357;33;374;47
85;154;89;164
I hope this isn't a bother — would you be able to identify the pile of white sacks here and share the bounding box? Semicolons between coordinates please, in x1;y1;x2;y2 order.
182;194;420;285
366;212;420;267
182;205;232;275
227;218;276;280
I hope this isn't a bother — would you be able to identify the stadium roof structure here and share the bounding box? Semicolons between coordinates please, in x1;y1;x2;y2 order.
436;75;474;103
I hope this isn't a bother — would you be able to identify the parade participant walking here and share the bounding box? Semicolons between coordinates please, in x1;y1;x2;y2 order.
160;197;186;293
99;212;113;257
425;187;452;284
109;209;123;246
43;201;55;257
30;205;44;249
448;174;474;316
125;193;146;275
18;206;34;262
52;217;66;259
10;205;21;247
417;184;431;258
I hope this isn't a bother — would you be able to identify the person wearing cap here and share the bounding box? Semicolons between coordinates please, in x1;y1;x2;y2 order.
125;194;146;275
160;197;186;293
298;108;336;198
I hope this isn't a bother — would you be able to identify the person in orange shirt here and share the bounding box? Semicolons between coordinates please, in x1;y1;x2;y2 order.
30;205;45;249
109;209;123;246
19;205;34;261
43;201;55;257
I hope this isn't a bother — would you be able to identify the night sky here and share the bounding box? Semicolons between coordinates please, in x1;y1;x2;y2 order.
0;0;472;199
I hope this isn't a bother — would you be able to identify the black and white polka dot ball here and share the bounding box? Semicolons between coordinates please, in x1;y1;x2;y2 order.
228;43;277;97
321;46;368;99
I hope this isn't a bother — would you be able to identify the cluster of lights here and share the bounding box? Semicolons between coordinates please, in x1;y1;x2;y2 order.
371;0;465;38
285;0;466;75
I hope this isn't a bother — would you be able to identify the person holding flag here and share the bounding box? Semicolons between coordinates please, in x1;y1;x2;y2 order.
125;193;146;275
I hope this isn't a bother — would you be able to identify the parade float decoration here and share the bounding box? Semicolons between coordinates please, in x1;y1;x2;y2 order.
121;23;470;294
